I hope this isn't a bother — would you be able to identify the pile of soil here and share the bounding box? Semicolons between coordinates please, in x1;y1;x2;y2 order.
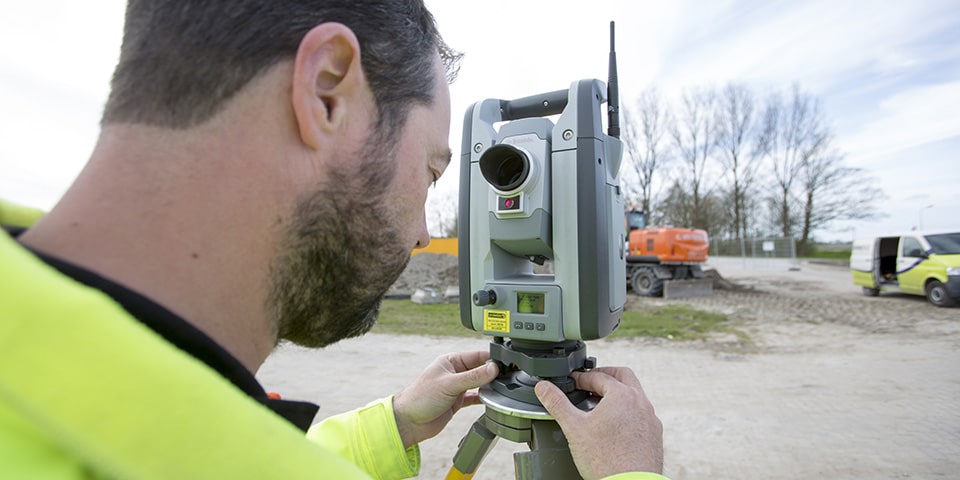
702;267;750;291
386;253;459;297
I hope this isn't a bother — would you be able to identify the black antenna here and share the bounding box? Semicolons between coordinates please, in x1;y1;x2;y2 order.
607;20;620;139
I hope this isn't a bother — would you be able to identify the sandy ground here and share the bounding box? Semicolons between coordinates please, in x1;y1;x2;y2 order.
256;257;960;479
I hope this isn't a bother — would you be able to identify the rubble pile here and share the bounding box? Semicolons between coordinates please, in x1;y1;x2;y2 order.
386;253;459;298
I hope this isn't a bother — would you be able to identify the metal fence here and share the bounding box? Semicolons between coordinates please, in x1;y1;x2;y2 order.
710;236;797;260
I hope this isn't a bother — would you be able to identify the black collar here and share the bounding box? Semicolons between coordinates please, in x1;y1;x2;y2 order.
7;227;319;431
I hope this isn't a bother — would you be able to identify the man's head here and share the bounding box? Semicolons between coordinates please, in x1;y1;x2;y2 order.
104;0;460;144
102;0;456;348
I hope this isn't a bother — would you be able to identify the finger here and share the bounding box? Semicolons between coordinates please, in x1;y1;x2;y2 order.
572;370;656;412
460;390;482;408
575;366;643;389
535;380;581;423
443;361;498;395
569;370;622;397
446;350;491;373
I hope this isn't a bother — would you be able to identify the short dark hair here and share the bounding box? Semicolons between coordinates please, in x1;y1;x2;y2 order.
102;0;460;143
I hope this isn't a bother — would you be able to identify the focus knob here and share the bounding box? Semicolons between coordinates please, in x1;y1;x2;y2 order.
473;289;497;306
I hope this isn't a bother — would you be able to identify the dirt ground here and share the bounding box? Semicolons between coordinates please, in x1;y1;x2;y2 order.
256;257;960;479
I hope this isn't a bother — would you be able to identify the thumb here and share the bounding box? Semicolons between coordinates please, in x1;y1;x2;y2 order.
449;362;499;393
535;380;579;422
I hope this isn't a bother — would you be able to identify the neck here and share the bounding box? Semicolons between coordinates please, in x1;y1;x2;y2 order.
20;123;289;372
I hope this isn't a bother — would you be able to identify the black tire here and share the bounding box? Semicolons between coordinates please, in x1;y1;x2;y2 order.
862;286;880;297
630;267;664;297
925;280;956;307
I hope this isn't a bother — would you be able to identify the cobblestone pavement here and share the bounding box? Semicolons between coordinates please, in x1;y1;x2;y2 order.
258;258;960;479
624;258;960;479
674;257;960;337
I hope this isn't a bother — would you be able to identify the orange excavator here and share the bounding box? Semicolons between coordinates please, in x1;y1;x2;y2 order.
625;209;712;297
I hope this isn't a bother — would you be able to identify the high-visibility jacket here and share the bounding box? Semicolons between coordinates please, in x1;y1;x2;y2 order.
0;200;666;480
0;203;418;479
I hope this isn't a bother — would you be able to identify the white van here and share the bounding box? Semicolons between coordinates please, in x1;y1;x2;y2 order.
850;231;960;307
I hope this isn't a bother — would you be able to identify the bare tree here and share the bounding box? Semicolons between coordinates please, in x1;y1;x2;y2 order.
626;81;883;248
656;179;725;233
714;82;762;240
757;84;828;238
655;179;694;228
426;188;458;238
670;86;717;231
797;150;885;254
621;88;672;216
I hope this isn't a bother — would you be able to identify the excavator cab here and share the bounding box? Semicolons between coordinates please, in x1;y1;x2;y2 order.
625;209;647;231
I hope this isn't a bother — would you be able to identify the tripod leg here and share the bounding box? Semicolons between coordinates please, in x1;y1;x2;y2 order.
513;419;581;480
448;414;499;479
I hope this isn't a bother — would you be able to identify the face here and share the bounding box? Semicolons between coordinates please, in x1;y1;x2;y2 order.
380;59;453;251
268;57;451;348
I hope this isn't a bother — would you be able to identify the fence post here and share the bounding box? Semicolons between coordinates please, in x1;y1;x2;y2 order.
739;236;747;267
789;237;799;270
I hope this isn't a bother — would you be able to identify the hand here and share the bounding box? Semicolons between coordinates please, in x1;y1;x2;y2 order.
535;367;663;480
393;350;499;448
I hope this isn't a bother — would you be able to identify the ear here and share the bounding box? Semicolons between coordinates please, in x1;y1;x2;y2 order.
291;23;365;150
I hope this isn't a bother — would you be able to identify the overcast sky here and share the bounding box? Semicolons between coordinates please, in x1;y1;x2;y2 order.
1;1;958;241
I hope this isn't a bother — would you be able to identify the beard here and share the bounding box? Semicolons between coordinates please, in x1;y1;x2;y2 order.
267;145;412;348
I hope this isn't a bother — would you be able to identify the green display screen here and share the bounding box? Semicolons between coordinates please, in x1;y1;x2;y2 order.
516;292;545;314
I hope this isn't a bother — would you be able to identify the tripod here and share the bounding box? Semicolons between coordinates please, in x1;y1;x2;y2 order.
447;338;597;480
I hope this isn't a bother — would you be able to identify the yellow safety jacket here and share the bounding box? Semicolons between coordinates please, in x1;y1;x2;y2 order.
0;204;417;479
0;200;666;480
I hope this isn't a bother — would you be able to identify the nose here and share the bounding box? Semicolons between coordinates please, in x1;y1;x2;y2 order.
415;217;431;250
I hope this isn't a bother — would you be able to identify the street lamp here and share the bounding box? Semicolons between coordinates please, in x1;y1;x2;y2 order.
918;204;933;230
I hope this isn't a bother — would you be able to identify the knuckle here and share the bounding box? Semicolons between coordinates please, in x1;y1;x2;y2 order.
543;396;567;416
537;385;563;411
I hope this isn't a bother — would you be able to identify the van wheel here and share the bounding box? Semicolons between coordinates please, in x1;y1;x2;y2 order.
631;267;664;297
925;280;956;307
862;287;879;297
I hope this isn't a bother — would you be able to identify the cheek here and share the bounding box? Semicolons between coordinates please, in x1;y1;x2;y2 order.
383;173;428;235
391;153;431;214
386;131;433;239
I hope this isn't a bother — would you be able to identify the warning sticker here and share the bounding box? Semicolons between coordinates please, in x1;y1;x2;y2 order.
483;309;511;333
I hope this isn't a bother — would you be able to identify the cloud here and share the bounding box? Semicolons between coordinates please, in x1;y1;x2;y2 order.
658;0;960;95
838;80;960;159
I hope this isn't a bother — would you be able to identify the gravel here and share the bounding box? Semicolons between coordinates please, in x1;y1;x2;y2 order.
258;256;960;479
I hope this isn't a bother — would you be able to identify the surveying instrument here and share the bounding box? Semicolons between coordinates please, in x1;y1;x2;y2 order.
448;22;626;479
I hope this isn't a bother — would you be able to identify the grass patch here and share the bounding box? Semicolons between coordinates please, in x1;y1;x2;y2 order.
805;242;852;260
374;299;746;343
804;249;851;260
609;304;742;342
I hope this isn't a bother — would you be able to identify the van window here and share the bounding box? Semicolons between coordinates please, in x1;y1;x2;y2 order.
901;237;924;258
925;233;960;255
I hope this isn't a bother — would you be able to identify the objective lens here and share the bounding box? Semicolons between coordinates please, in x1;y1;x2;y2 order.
479;144;530;192
496;154;525;188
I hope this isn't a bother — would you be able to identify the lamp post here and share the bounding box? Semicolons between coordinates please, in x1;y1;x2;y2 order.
918;204;933;230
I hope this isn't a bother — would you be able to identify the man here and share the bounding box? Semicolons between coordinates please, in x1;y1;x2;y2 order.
0;1;665;478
